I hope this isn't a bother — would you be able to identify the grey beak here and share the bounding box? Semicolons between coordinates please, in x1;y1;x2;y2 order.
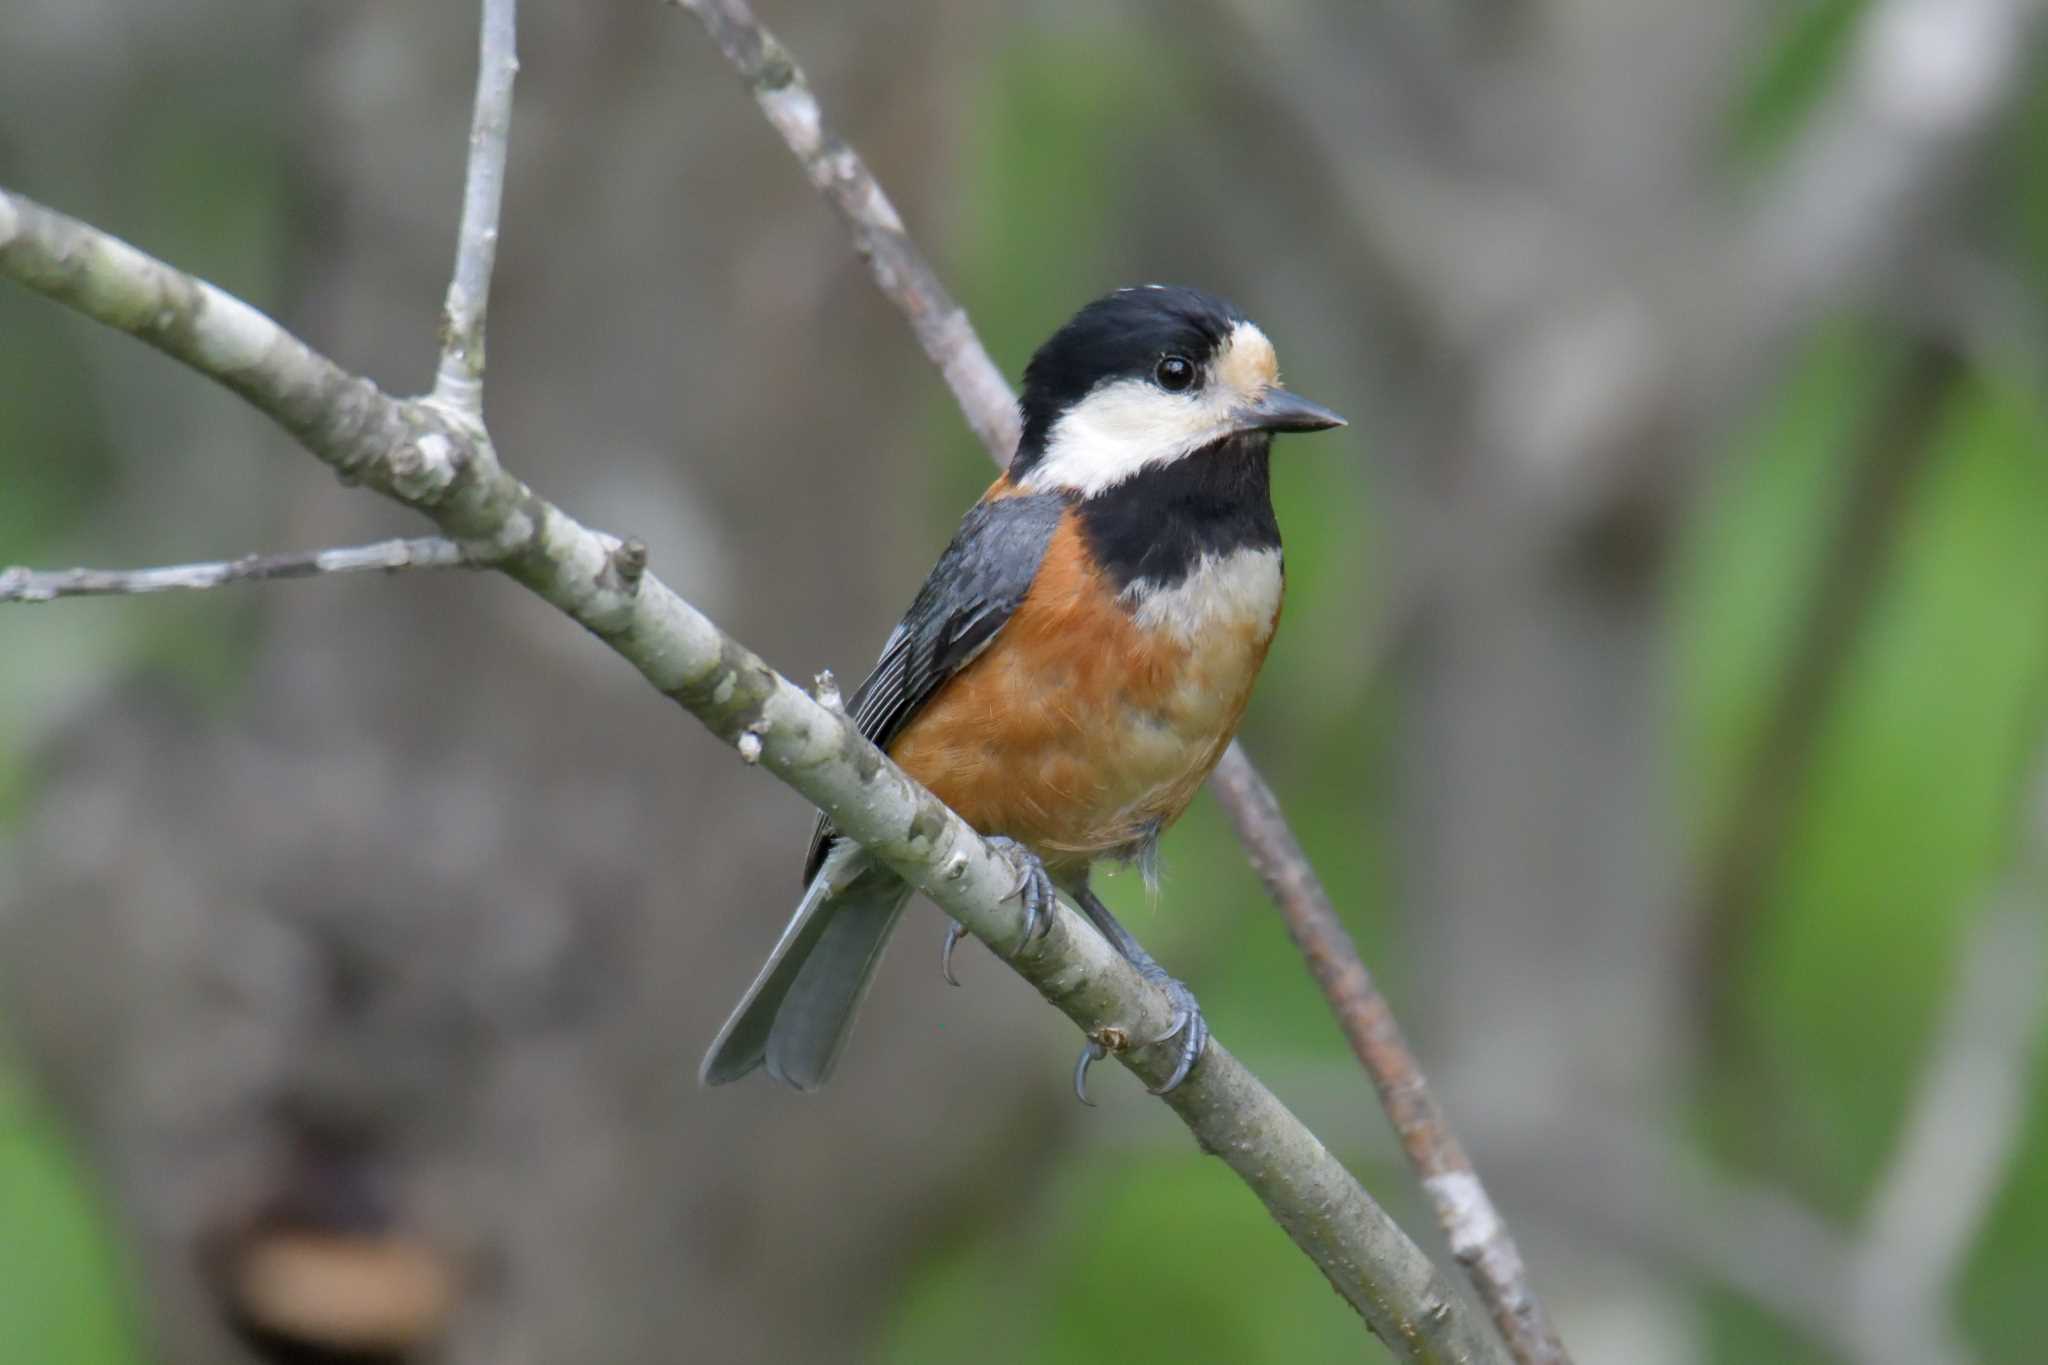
1240;387;1347;434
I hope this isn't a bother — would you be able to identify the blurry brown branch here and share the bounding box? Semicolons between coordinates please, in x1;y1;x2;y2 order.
0;537;468;603
432;0;518;415
1209;752;1567;1364
673;3;1565;1360
1690;341;1964;1037
0;181;1511;1365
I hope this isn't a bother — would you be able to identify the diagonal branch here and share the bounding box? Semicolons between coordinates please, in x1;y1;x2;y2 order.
433;0;519;414
1208;752;1566;1364
0;185;1510;1365
676;0;1019;462
671;3;1565;1361
1;537;468;603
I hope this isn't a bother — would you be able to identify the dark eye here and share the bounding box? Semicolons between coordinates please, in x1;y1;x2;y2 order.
1154;354;1197;392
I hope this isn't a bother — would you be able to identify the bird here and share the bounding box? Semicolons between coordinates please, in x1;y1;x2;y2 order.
700;284;1344;1100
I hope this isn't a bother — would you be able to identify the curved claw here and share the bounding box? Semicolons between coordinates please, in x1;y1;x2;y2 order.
1157;1005;1191;1046
940;922;968;987
1149;1015;1206;1094
1072;1037;1108;1107
1141;975;1209;1095
985;836;1056;952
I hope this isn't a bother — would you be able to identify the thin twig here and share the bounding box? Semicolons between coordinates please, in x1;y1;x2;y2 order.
1;537;468;603
0;185;1511;1365
433;0;519;415
1209;749;1568;1364
672;4;1563;1360
676;0;1019;461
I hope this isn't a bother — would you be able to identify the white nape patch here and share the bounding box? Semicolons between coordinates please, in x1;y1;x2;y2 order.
1123;547;1283;643
1021;320;1279;497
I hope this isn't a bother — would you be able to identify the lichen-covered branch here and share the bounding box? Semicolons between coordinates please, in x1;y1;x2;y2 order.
672;4;1560;1359
0;185;1507;1365
433;0;519;413
0;537;468;603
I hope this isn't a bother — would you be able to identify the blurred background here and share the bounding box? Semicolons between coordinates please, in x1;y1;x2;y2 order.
2;1;2045;1362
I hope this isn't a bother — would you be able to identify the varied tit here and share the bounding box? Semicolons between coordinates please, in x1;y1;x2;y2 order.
701;285;1345;1100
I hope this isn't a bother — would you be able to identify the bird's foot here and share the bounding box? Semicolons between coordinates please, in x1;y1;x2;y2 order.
1143;965;1209;1094
987;836;1056;952
940;837;1055;984
1071;963;1208;1104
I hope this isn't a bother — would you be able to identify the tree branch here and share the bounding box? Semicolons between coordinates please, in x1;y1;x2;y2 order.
0;537;468;603
0;185;1510;1365
433;0;519;414
672;3;1562;1360
1209;750;1567;1365
676;0;1019;462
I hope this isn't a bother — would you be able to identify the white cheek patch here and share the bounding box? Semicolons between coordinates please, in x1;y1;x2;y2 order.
1021;378;1236;497
1123;547;1284;643
1020;320;1283;498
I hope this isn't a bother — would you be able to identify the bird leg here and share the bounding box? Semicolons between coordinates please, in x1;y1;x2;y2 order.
1067;881;1208;1103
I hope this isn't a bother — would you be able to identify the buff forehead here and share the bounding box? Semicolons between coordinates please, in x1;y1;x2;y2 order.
1215;321;1278;394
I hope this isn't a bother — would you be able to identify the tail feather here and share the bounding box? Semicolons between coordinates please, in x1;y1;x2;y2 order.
699;846;913;1090
764;877;914;1089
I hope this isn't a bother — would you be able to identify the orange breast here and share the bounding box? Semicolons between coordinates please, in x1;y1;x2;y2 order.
887;511;1281;876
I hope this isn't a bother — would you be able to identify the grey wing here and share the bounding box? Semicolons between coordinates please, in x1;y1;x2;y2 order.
802;492;1068;882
